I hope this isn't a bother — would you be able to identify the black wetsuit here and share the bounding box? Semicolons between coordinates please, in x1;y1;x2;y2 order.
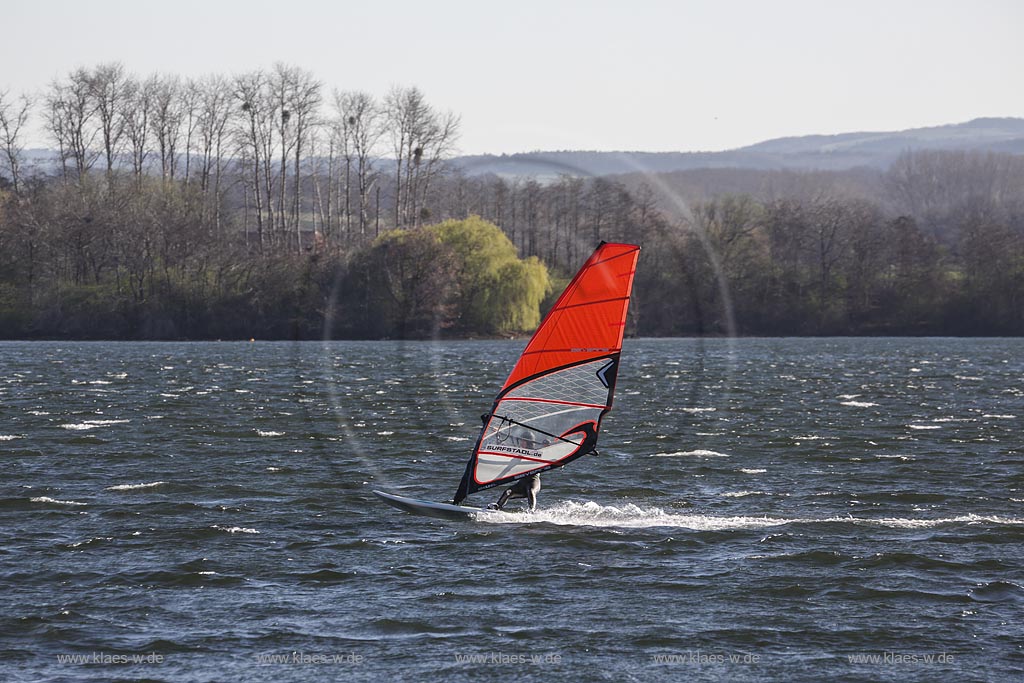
491;474;541;511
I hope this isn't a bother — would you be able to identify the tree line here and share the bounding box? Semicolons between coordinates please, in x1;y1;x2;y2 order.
1;63;1022;339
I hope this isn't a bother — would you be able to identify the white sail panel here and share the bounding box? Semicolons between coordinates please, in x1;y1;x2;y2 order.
470;357;613;486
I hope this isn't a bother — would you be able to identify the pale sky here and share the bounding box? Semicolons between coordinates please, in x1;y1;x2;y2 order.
3;0;1022;155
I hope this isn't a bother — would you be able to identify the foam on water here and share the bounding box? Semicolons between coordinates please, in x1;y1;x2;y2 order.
653;449;730;458
59;419;130;431
30;496;87;506
478;501;1024;530
104;481;167;491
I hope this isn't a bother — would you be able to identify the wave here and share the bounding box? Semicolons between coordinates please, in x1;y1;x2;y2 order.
104;481;166;491
211;525;260;534
59;419;130;431
652;450;730;458
969;580;1024;602
30;496;87;506
0;435;24;441
476;501;1024;531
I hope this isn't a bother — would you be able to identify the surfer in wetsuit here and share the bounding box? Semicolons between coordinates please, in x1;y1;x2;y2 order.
488;474;541;511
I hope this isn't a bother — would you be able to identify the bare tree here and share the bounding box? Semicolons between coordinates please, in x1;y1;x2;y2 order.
123;75;156;185
272;64;321;250
195;75;232;230
151;75;183;180
45;69;99;180
232;70;271;250
88;62;130;180
0;89;32;194
180;79;202;185
385;86;460;228
335;90;384;237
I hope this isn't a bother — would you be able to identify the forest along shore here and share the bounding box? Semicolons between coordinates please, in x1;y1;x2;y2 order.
1;64;1022;340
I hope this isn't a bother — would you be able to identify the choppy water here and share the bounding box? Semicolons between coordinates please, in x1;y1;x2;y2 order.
1;338;1022;682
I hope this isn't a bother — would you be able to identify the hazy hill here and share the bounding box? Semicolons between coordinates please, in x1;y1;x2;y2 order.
453;117;1024;178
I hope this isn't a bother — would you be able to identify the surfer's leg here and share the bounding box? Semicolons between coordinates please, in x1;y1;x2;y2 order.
526;476;540;511
490;488;513;510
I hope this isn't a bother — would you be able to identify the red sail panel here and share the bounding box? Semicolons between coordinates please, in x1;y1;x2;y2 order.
501;242;641;392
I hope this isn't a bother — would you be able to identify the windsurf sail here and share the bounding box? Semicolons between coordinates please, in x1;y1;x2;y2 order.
453;241;641;505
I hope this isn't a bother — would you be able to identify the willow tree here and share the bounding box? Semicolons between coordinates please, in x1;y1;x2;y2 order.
431;215;549;334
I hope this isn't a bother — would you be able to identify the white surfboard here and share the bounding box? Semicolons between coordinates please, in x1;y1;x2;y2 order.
373;490;490;520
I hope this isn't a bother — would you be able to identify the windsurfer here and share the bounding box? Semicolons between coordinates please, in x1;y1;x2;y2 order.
488;474;541;511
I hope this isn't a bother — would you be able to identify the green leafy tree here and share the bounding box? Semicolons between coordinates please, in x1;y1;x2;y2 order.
431;215;549;334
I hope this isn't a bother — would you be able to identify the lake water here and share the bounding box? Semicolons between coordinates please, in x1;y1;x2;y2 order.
1;338;1022;682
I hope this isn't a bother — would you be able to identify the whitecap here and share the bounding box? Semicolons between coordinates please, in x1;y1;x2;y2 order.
0;435;24;441
740;468;767;474
652;450;729;458
68;537;113;547
722;491;764;498
212;525;259;534
841;401;878;408
257;430;284;437
60;419;130;431
908;425;941;430
31;496;87;506
681;407;716;413
105;481;166;491
982;414;1016;420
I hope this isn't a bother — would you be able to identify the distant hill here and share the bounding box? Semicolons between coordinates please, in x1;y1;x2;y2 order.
453;117;1024;178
